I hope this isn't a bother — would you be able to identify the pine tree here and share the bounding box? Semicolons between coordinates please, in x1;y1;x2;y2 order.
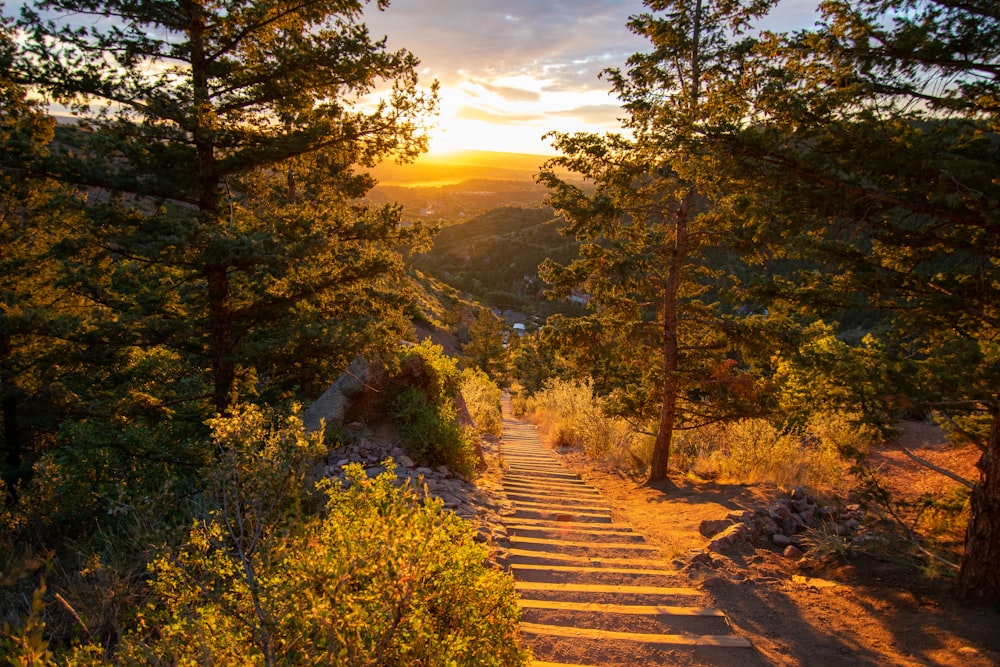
538;0;777;484
0;19;84;489
719;0;1000;599
13;0;437;416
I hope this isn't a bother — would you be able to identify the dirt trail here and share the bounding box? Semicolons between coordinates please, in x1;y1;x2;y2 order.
498;405;766;667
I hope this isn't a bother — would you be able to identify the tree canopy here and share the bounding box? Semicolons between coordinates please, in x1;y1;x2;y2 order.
538;0;779;484
13;0;438;416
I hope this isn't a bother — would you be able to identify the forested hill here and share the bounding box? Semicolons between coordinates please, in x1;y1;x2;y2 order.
410;206;581;316
366;178;550;226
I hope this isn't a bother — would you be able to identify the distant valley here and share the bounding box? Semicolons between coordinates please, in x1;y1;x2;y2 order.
366;150;577;225
367;151;583;321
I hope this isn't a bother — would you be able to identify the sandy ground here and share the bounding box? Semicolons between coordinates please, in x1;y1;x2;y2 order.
544;422;1000;667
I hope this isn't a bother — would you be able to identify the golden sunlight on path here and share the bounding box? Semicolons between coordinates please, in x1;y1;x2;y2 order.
499;400;756;667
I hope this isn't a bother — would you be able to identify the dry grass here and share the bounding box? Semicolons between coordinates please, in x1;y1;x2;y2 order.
525;379;875;493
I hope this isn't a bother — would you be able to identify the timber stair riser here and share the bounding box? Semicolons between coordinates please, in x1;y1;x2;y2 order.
498;403;753;665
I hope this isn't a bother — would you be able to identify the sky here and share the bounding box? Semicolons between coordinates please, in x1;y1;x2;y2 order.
11;0;820;157
364;0;821;156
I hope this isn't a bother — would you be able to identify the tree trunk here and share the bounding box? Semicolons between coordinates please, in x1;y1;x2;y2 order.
648;191;692;484
957;402;1000;601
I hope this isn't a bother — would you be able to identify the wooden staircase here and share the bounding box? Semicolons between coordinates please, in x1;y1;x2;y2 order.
499;411;755;667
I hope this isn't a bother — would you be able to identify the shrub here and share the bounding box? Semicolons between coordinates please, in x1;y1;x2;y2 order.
111;464;528;667
684;419;807;487
669;414;861;490
390;341;481;478
392;386;479;478
525;378;642;464
460;367;503;438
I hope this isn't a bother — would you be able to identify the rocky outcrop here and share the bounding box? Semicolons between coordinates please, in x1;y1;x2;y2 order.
301;356;385;433
698;487;866;559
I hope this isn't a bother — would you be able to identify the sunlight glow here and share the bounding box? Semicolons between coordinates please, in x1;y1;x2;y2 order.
423;79;625;157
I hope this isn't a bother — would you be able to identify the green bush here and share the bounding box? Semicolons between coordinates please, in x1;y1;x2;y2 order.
390;341;481;478
110;463;528;666
391;386;479;479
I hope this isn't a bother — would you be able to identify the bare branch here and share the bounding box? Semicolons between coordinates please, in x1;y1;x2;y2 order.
899;447;976;490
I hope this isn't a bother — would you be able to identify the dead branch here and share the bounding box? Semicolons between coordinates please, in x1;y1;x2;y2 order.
899;447;975;490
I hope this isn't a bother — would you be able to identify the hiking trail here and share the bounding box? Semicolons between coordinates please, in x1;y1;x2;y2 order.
498;402;758;667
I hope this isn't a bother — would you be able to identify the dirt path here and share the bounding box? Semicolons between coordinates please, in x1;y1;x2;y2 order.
498;406;767;667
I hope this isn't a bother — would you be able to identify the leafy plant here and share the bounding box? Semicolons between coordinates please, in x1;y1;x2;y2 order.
110;463;527;666
461;367;504;438
390;341;481;478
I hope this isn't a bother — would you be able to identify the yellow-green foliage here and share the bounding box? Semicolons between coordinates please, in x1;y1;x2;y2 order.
460;367;503;438
391;341;481;478
525;377;866;491
671;414;864;490
99;423;526;666
0;578;53;667
31;405;527;666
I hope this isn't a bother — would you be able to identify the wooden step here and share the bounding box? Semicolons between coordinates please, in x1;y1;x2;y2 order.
510;562;676;576
508;548;670;569
510;535;658;551
520;599;725;617
512;509;613;523
504;519;637;535
502;482;603;497
520;622;752;648
515;582;698;596
511;499;611;514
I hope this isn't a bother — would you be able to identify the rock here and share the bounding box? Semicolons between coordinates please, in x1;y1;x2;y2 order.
301;356;382;432
699;518;735;538
769;503;793;520
772;533;795;547
783;545;805;559
689;551;715;567
396;455;415;469
708;523;749;553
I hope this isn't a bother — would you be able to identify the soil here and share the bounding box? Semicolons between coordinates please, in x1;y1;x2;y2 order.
543;421;1000;667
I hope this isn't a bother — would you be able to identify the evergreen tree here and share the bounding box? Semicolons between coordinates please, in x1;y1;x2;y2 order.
538;0;776;484
12;0;437;416
720;0;1000;599
463;308;507;382
0;19;84;489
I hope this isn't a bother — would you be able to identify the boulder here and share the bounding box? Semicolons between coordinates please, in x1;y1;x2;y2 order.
699;518;735;538
708;523;750;553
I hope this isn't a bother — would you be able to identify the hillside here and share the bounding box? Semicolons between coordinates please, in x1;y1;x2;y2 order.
367;179;551;227
409;206;583;318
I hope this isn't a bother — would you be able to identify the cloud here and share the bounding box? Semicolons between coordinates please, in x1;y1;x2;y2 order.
549;103;625;125
361;0;820;152
473;80;541;103
365;0;647;90
455;105;547;125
